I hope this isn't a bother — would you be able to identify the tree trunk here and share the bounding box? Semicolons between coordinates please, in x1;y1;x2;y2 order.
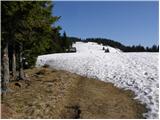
12;49;16;80
19;44;25;80
2;42;10;91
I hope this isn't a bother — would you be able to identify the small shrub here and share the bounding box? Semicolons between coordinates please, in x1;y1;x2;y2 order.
105;48;109;53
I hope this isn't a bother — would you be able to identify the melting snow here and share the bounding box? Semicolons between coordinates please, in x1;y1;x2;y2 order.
36;42;159;119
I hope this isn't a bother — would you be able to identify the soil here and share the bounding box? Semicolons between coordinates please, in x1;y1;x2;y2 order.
1;67;147;119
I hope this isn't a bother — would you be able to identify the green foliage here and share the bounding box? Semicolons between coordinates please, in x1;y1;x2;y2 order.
61;31;72;51
49;29;73;53
2;1;64;67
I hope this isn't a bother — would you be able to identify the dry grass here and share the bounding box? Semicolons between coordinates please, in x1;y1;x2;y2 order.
1;67;147;119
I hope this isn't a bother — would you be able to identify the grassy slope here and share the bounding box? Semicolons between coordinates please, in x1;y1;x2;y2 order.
1;67;147;119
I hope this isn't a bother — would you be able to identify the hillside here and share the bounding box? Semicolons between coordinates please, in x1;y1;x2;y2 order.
69;37;159;52
1;1;158;119
1;67;146;119
36;42;159;118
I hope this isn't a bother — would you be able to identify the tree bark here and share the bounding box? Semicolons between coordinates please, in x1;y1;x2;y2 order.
12;49;16;80
2;42;10;91
19;44;25;80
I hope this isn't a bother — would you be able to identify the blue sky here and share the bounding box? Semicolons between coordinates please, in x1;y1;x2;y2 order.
52;1;158;47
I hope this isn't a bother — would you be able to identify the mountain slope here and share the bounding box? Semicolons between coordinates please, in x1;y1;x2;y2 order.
36;42;159;119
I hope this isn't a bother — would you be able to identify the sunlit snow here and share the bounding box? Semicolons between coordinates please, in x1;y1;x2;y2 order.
36;42;159;119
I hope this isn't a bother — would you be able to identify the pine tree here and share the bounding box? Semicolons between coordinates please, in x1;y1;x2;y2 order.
1;1;60;89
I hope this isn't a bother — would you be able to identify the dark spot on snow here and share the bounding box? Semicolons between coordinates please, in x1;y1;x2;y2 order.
150;78;154;80
148;96;152;100
144;72;148;75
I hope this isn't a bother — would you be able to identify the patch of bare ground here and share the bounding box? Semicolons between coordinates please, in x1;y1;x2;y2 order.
1;67;147;119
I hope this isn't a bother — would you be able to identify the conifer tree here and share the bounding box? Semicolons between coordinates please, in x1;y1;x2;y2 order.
1;1;60;89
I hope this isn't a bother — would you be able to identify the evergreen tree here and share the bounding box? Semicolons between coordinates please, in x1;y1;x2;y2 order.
151;45;158;52
57;31;73;52
1;1;60;90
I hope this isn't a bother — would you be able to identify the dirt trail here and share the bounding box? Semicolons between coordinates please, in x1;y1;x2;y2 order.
1;67;147;119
